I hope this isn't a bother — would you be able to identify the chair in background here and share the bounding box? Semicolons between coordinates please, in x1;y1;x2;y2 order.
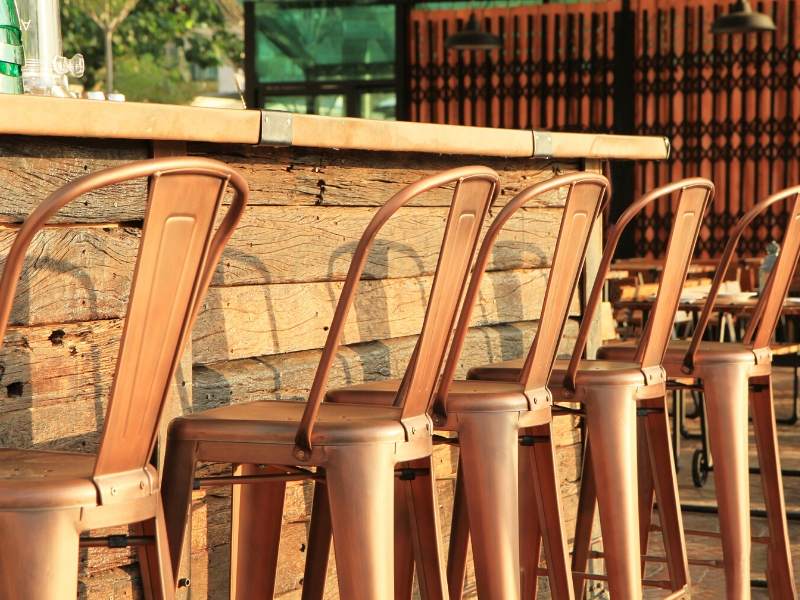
304;172;610;599
467;178;714;598
601;185;800;598
0;157;249;600
160;166;499;600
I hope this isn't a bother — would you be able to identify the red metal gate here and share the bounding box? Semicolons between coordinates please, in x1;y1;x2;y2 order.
409;0;800;258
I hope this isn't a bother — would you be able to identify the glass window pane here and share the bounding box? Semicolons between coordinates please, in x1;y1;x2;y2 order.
263;94;345;117
263;95;309;113
254;2;395;84
361;91;395;120
314;94;346;117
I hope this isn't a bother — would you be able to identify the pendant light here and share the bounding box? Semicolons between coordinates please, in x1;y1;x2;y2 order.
711;0;776;34
445;13;502;51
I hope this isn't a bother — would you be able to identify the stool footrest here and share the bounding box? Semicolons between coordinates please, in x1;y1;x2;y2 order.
79;535;154;548
650;523;771;544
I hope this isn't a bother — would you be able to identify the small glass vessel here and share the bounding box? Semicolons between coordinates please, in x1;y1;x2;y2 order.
0;0;24;94
759;240;780;292
18;0;83;96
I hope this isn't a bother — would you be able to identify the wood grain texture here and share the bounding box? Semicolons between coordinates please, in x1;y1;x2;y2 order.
192;319;578;412
0;226;137;326
193;267;580;364
218;205;563;286
0;204;561;326
0;136;148;223
191;144;575;208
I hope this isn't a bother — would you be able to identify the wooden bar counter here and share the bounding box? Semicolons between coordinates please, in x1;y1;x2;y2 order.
0;95;668;599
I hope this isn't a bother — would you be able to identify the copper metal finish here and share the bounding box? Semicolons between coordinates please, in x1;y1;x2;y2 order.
468;178;714;599
600;185;800;598
0;157;249;600
302;172;609;599
161;166;500;599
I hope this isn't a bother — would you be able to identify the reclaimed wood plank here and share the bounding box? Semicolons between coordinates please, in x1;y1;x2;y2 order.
0;139;574;221
193;268;579;365
0;205;560;324
218;205;563;286
191;145;576;208
192;319;578;410
0;136;148;223
0;227;137;326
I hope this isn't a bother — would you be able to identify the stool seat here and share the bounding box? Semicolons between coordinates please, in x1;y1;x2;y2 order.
170;400;409;446
0;449;98;509
469;358;647;387
327;378;534;413
599;340;760;368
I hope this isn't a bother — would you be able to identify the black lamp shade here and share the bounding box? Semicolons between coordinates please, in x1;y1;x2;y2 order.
445;14;502;51
712;0;776;34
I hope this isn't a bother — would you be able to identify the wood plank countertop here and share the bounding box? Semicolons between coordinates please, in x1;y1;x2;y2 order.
0;94;671;159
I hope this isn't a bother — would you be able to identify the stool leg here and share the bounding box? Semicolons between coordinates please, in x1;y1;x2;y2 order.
326;444;396;600
458;411;521;599
160;438;198;585
302;479;332;600
643;398;689;592
405;456;447;600
519;435;542;599
702;364;751;599
0;508;80;600
636;413;655;579
136;497;176;600
584;385;642;599
527;422;575;600
230;464;286;600
395;474;416;600
446;461;470;599
571;435;597;597
750;374;796;599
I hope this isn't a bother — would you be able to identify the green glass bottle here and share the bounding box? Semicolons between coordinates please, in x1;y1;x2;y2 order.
0;0;23;94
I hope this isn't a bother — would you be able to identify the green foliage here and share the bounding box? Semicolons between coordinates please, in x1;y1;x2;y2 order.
113;53;206;104
61;0;242;98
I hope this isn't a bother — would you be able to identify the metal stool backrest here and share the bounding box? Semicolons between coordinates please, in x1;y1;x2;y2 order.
294;167;500;456
0;157;248;500
684;185;800;371
436;172;609;414
566;178;715;390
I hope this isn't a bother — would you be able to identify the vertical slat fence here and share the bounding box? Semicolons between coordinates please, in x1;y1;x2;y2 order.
409;0;800;258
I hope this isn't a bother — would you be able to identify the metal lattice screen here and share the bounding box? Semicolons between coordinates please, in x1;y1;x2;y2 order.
409;0;800;258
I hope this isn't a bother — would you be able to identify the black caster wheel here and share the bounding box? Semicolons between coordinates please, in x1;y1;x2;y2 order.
692;448;709;488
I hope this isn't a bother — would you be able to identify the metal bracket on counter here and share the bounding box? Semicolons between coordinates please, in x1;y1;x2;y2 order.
531;130;553;158
260;110;293;146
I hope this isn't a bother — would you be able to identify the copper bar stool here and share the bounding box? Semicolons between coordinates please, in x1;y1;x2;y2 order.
160;166;500;600
0;157;249;600
304;172;610;599
466;178;715;599
600;186;800;598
